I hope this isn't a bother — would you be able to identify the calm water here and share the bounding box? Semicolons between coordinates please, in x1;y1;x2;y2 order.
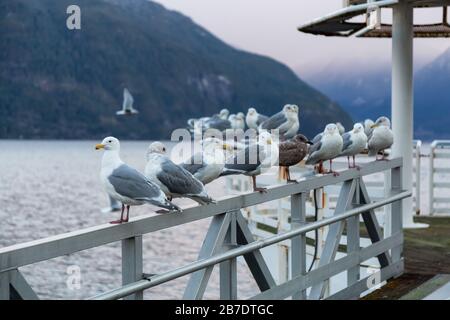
0;140;259;299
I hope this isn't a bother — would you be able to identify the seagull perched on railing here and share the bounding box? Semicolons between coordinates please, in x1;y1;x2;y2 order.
306;124;343;176
246;107;268;130
220;131;279;193
278;134;312;183
96;137;180;224
229;113;246;130
368;116;393;160
181;138;230;185
145;142;214;208
116;88;139;116
364;119;375;138
259;104;300;140
339;123;367;169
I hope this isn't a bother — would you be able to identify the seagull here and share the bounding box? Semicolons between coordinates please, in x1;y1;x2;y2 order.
216;108;230;120
116;88;139;116
96;137;180;224
339;123;368;169
145;142;215;206
246;107;268;130
220;131;279;193
368;116;393;160
278;134;312;183
229;113;246;130
306;124;343;176
259;104;300;140
336;122;346;135
364;119;375;138
181;138;230;185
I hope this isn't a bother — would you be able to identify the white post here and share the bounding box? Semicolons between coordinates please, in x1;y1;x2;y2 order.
391;1;427;229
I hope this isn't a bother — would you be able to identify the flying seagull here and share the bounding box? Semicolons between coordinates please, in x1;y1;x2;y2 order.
278;134;312;183
306;124;343;176
339;123;368;169
145;142;214;207
246;107;268;130
116;88;139;116
368;116;393;160
181;138;230;185
259;104;300;140
96;137;180;224
220;131;279;193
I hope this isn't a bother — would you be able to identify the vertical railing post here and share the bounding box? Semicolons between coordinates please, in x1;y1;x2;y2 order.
415;141;421;215
391;165;403;263
347;178;360;287
291;192;307;300
429;142;435;216
220;211;237;299
122;236;143;300
0;272;10;300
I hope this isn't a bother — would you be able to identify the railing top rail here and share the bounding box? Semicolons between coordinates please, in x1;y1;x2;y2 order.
0;157;403;274
90;189;410;300
431;140;450;148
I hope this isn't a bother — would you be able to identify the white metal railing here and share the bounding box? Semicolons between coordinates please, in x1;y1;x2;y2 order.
429;140;450;215
0;158;407;300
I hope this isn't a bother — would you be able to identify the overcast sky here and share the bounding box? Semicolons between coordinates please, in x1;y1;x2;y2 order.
154;0;449;76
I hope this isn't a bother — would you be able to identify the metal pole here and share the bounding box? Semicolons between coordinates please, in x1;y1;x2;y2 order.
391;1;425;229
121;236;143;300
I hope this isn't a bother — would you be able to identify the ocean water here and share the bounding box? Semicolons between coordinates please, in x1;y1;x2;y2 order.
0;140;260;300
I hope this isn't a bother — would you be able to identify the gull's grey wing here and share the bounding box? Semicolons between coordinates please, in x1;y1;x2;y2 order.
123;88;134;111
312;133;322;144
181;153;205;175
109;164;162;200
306;140;323;165
205;118;231;131
158;159;204;195
260;112;286;130
256;114;269;126
341;132;353;152
222;144;262;174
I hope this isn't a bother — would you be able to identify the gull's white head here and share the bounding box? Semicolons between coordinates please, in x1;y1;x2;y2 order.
353;123;364;133
372;116;391;129
283;104;299;121
237;112;245;118
96;136;120;151
219;108;229;119
324;123;338;135
148;141;167;155
247;107;257;116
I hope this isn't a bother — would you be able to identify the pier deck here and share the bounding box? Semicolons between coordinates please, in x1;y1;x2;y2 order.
364;217;450;299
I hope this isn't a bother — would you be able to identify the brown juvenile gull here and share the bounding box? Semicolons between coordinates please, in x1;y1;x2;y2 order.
278;134;312;183
368;116;393;160
96;137;180;224
145;142;214;209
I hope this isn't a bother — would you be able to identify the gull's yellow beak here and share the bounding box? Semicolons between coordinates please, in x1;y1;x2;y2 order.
95;143;105;150
370;124;378;129
222;143;231;151
266;139;272;145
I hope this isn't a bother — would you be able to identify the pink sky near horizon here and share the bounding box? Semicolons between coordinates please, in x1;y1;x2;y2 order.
154;0;449;76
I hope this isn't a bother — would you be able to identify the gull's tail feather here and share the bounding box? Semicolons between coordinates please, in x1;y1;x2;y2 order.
150;199;182;212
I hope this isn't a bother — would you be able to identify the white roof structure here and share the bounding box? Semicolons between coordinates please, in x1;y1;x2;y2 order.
298;0;450;228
